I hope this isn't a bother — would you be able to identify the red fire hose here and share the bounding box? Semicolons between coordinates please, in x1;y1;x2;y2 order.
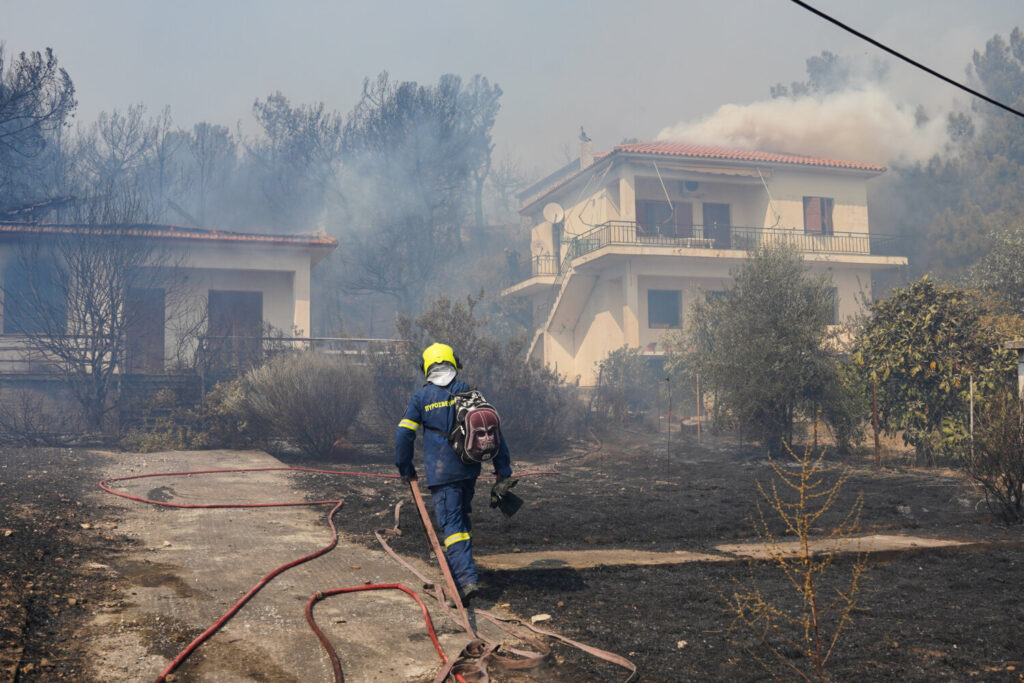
99;465;635;682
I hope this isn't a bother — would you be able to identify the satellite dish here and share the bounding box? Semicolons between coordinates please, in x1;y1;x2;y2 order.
543;202;565;224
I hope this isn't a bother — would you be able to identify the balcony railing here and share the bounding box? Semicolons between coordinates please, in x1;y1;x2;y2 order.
559;221;902;262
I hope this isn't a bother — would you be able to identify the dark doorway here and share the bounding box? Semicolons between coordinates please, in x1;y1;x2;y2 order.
636;200;694;238
703;203;731;248
125;288;165;374
208;290;263;370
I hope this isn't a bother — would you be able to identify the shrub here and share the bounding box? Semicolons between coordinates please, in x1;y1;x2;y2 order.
726;441;868;680
0;389;81;446
120;382;252;453
592;346;659;423
959;392;1024;524
390;293;583;453
236;352;368;458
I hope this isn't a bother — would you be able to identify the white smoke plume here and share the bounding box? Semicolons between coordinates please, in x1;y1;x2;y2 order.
656;85;951;166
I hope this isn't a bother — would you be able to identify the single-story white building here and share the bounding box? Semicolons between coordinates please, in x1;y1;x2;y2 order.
0;223;337;373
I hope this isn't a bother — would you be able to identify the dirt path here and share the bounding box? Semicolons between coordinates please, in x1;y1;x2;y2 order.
83;449;514;682
476;534;975;570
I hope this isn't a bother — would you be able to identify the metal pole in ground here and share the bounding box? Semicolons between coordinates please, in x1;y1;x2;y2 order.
666;375;671;478
696;373;701;445
872;378;881;469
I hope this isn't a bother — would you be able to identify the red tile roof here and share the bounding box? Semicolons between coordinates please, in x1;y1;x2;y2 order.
519;140;885;212
614;141;887;172
0;223;338;249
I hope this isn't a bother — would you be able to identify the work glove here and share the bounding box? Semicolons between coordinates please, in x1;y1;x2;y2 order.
490;477;517;507
490;477;523;517
402;473;418;484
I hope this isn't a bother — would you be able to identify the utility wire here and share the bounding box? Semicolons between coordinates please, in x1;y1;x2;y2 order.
789;0;1024;120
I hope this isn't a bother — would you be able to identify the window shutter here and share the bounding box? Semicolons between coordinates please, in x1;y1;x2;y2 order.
804;197;822;234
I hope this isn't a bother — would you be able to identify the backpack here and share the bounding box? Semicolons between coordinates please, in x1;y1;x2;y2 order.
431;388;502;465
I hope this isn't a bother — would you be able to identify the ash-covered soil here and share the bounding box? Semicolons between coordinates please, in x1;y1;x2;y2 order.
0;447;133;681
287;428;1024;682
2;428;1023;682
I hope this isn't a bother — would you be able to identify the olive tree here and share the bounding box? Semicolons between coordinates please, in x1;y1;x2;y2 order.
671;245;844;452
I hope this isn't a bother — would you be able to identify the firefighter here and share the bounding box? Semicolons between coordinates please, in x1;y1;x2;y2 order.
395;342;513;602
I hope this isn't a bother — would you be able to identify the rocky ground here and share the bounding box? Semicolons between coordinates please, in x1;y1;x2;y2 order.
2;427;1023;681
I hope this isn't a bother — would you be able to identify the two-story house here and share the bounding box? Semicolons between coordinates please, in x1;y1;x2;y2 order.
504;140;907;386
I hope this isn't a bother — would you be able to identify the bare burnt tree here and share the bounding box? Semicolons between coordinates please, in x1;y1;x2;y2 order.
185;121;236;225
0;45;77;211
247;92;344;231
336;72;501;314
458;75;502;229
3;227;184;431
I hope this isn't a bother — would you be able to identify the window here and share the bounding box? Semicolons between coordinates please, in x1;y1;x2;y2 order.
648;289;681;329
803;197;835;235
2;258;66;335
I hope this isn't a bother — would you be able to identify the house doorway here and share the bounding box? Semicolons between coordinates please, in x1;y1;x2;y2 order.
703;203;731;248
208;290;263;369
125;288;165;374
636;200;694;238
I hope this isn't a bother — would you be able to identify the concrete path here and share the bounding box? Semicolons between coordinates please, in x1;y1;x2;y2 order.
83;448;994;681
83;449;509;683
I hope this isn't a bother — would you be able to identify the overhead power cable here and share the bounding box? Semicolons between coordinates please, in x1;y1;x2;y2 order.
789;0;1024;120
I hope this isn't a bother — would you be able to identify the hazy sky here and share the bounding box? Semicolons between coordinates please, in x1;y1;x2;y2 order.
3;0;1021;172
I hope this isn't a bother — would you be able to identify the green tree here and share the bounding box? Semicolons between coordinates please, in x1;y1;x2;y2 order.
968;227;1024;316
677;245;842;452
850;277;1012;459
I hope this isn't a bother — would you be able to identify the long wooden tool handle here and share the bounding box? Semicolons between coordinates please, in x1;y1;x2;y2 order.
408;480;473;633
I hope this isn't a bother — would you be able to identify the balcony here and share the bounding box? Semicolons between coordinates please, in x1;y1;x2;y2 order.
561;221;902;263
506;221;903;297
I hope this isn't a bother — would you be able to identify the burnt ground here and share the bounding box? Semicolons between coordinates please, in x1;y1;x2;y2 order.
2;428;1023;681
0;448;133;681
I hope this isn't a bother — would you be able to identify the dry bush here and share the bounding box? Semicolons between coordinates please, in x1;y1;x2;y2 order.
726;439;868;681
119;382;252;453
591;345;659;424
236;352;368;458
0;388;81;446
959;392;1024;524
397;294;583;453
360;343;420;440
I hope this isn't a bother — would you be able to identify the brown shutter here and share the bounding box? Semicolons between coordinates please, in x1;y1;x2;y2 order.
804;197;822;234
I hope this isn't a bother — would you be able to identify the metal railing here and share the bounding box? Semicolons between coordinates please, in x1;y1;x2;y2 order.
528;255;560;277
559;221;902;262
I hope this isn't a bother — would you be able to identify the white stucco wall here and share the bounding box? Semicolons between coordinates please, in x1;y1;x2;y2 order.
0;236;325;372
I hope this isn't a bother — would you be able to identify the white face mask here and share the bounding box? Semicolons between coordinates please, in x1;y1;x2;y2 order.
426;364;457;386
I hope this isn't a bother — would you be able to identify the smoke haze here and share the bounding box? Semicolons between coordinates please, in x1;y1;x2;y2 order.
656;85;952;166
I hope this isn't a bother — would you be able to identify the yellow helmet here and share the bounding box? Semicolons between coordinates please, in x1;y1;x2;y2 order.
422;342;459;376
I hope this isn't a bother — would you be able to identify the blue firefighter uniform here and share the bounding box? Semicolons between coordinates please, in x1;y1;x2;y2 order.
395;378;512;590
